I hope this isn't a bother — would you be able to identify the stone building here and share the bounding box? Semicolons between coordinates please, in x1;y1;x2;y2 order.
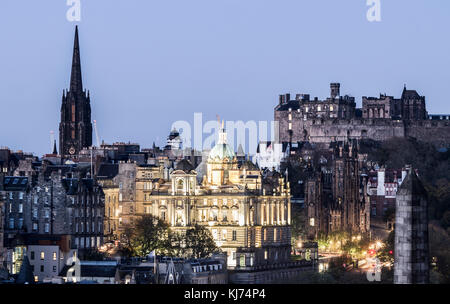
394;169;429;284
366;167;408;223
362;94;402;119
2;163;105;266
138;125;291;269
275;83;450;147
0;178;6;267
304;141;370;239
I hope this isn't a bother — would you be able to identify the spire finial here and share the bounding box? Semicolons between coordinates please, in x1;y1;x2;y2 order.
70;26;83;92
53;140;58;155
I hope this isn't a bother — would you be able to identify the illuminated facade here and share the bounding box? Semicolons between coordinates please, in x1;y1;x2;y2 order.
138;125;292;268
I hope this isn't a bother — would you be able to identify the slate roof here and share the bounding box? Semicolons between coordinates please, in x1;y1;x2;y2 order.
401;87;421;99
97;163;119;179
240;160;259;171
3;176;28;191
60;261;118;278
175;159;195;173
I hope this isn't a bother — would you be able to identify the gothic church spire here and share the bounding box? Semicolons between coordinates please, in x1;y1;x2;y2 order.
70;26;83;92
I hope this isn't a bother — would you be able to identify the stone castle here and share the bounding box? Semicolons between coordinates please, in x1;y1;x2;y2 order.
275;83;450;148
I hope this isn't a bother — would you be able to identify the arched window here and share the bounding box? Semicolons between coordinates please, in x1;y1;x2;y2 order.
177;179;184;190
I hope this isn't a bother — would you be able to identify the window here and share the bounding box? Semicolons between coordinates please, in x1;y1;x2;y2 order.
19;192;24;200
309;218;315;227
221;210;228;222
40;252;45;260
53;252;57;261
45;223;50;233
18;218;23;229
232;210;238;222
210;209;218;221
274;228;277;241
30;251;35;260
232;230;237;241
264;229;267;241
53;266;57;272
40;265;44;272
71;104;76;122
264;250;268;260
317;105;321;111
221;229;227;241
33;223;38;231
9;218;14;229
212;229;218;240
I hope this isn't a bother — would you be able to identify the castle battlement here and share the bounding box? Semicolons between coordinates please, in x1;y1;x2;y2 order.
275;83;450;148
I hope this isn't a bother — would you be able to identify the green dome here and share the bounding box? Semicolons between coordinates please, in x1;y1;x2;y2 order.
208;143;235;161
208;125;235;161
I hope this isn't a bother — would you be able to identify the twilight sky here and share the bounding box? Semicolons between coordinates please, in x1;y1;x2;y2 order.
0;0;449;156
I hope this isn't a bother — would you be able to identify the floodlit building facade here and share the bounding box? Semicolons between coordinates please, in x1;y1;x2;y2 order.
140;125;292;269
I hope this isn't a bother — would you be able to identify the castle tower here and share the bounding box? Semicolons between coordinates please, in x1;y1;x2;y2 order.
394;168;429;284
330;83;340;99
59;26;93;157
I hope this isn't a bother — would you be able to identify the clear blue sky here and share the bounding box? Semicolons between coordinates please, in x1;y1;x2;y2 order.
0;0;449;156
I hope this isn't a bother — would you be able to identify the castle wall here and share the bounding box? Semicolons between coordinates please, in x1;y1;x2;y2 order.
276;113;450;148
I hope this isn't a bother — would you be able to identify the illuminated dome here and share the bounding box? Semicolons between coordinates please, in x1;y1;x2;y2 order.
208;123;235;161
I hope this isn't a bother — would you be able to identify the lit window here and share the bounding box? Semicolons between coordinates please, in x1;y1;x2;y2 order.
317;106;321;111
222;229;227;241
53;252;57;261
40;252;45;260
330;105;334;111
212;229;218;240
310;218;315;227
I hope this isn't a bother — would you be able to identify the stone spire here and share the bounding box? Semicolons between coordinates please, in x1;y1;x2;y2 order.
70;26;83;93
394;167;429;284
53;140;58;155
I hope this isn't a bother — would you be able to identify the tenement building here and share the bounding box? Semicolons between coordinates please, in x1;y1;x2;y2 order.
139;125;291;269
2;162;105;273
275;83;450;147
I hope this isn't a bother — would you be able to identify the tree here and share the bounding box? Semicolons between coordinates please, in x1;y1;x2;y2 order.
291;207;307;245
121;214;170;257
378;230;395;265
185;225;219;259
